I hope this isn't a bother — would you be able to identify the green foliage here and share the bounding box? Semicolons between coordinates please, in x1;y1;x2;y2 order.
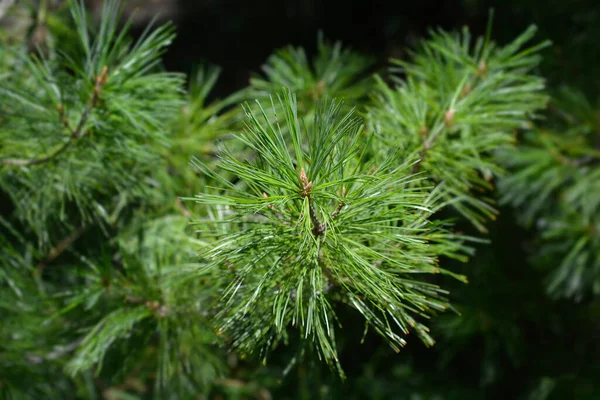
1;0;599;398
368;22;549;231
148;65;247;215
0;220;75;399
249;35;376;113
0;0;184;248
1;1;217;397
61;216;224;395
499;88;600;298
192;90;470;373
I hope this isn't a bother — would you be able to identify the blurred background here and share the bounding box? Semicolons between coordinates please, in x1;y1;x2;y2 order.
1;0;600;399
105;0;600;100
4;0;597;97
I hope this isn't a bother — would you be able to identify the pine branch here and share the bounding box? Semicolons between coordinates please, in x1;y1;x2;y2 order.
369;24;549;231
0;0;184;249
249;34;376;112
1;66;108;167
499;89;600;298
193;90;467;373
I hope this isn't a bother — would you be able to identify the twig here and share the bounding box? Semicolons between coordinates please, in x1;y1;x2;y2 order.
299;168;326;237
2;137;76;166
175;197;191;217
308;201;326;236
423;108;455;153
2;66;109;167
412;64;482;175
331;186;347;219
331;202;344;220
124;295;146;305
36;224;87;275
297;168;336;290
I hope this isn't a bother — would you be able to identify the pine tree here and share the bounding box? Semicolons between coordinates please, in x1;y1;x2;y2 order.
1;1;598;398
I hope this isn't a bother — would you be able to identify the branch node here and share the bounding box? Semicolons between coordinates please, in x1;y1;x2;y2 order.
477;60;488;77
299;168;325;236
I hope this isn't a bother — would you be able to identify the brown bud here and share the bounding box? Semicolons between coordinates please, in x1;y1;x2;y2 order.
99;65;109;85
444;109;455;127
95;66;109;92
299;168;308;186
299;168;313;196
477;60;487;76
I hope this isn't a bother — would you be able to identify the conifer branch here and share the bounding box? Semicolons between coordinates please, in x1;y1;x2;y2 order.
370;25;549;231
1;66;109;167
249;34;376;111
499;88;600;298
1;141;72;166
194;90;466;372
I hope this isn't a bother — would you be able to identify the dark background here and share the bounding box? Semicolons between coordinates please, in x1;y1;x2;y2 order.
136;0;600;98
